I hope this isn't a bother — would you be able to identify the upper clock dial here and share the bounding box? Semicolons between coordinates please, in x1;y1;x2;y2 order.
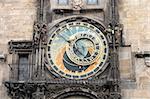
47;21;108;79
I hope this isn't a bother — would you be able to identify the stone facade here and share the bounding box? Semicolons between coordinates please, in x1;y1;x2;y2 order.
0;0;150;99
0;0;36;99
119;0;150;99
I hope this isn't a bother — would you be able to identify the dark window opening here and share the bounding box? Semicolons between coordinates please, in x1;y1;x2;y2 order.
18;54;29;81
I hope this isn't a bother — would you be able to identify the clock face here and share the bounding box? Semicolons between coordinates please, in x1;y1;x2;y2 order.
46;20;109;79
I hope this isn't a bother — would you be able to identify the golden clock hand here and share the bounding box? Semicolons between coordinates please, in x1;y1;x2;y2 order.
58;34;71;43
66;28;74;34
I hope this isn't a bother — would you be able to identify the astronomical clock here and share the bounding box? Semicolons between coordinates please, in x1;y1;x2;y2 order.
4;0;122;99
46;19;109;79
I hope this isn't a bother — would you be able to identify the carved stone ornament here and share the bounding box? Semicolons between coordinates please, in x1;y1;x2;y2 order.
33;22;47;44
8;40;33;53
71;0;84;10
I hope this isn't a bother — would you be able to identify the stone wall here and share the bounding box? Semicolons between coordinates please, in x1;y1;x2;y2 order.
0;0;150;99
119;0;150;99
0;0;36;98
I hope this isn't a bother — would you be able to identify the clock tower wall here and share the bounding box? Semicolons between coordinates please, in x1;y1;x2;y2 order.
0;0;150;99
